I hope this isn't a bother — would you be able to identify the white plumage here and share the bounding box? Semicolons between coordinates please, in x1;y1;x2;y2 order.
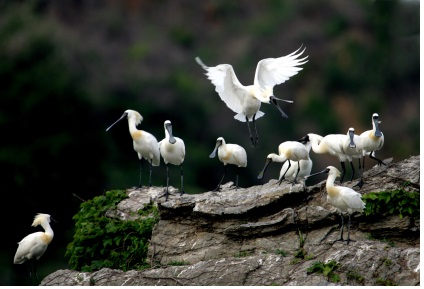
14;213;54;285
279;141;313;184
106;109;160;187
257;140;311;185
354;113;385;188
306;166;365;244
209;137;247;191
159;120;186;200
196;47;307;147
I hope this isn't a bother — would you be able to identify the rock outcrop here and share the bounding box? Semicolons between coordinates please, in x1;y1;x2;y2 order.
41;155;420;286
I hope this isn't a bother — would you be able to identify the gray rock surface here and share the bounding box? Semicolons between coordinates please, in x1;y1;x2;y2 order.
41;155;420;286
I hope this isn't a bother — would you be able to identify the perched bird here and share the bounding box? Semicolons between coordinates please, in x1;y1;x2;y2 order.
297;128;362;184
305;166;365;244
278;140;313;186
209;137;247;191
106;109;160;188
354;113;385;188
159;120;186;201
14;213;54;285
196;47;308;147
257;140;311;185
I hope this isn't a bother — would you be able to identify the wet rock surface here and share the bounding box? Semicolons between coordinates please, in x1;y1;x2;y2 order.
41;155;420;286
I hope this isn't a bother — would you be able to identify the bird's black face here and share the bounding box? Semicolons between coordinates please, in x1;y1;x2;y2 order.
297;135;310;144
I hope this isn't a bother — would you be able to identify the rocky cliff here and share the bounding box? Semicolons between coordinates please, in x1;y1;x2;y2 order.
41;155;420;286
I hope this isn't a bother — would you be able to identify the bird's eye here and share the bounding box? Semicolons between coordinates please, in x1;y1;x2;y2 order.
325;168;330;173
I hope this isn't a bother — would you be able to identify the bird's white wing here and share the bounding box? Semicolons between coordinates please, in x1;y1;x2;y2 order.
253;47;308;91
196;57;247;114
340;188;365;212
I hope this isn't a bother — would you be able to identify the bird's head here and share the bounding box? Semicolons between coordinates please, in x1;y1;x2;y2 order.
209;137;225;158
32;213;51;227
164;120;176;144
348;128;356;148
372;113;383;137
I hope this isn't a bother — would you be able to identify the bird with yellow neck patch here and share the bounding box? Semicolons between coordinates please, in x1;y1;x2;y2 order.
209;137;247;191
306;166;365;244
354;113;385;188
14;213;54;285
106;109;160;188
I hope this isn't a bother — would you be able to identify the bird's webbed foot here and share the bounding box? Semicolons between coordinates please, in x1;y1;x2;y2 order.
353;179;364;189
179;190;186;196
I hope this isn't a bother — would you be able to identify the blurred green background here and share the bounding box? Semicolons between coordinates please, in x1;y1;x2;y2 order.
0;0;419;285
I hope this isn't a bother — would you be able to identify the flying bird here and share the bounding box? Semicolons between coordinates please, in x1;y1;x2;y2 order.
209;137;247;191
159;120;186;201
257;140;311;185
196;47;308;147
14;213;54;285
106;109;160;188
306;166;365;244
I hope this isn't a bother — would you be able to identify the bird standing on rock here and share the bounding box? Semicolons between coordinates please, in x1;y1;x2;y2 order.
354;113;385;188
306;166;365;244
159;120;186;201
196;47;308;147
257;140;311;185
106;109;160;188
209;137;247;191
14;213;54;285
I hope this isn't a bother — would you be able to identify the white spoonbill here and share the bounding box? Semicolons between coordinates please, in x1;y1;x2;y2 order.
257;140;310;185
297;128;362;184
209;137;247;191
159;120;186;201
14;213;54;285
354;113;385;188
195;47;308;147
278;140;313;185
106;109;160;188
305;166;365;244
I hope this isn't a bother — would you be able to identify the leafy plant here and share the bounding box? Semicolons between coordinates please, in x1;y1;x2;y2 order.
167;260;190;266
346;270;365;284
362;189;419;219
65;190;159;272
376;277;396;286
307;260;340;283
275;249;287;257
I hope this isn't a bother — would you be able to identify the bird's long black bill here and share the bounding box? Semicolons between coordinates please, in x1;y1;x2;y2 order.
348;130;356;148
165;123;176;144
257;159;272;179
270;96;289;119
106;113;126;131
305;168;328;179
374;119;383;137
209;145;218;158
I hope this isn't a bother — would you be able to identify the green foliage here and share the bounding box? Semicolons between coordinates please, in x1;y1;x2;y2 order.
167;260;191;266
307;260;340;283
234;251;251;258
346;270;365;285
275;249;287;257
363;189;419;219
376;278;396;286
65;190;159;272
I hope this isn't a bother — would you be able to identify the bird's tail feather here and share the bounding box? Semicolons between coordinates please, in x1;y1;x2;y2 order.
234;111;265;122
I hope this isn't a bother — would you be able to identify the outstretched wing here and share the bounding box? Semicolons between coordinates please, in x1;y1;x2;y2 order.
195;57;247;114
254;46;308;91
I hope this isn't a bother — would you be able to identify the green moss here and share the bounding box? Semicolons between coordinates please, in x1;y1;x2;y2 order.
307;260;340;283
65;190;159;272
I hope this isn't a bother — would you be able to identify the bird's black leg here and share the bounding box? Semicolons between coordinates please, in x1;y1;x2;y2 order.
137;159;143;188
339;161;346;184
337;213;345;242
353;157;365;188
349;161;355;181
369;151;386;166
278;160;291;185
148;159;153;187
180;165;185;196
165;165;170;200
245;116;255;147
214;165;226;191
292;161;301;184
235;167;239;190
346;213;356;244
252;114;259;148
